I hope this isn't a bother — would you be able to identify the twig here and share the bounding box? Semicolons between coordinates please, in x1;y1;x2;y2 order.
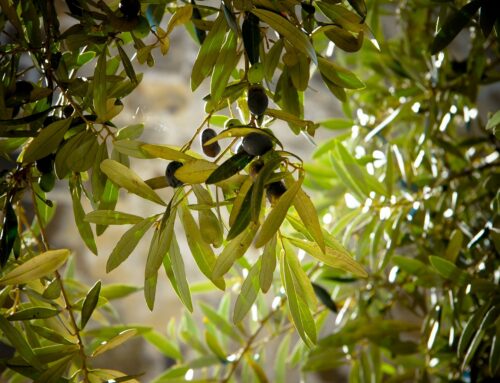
30;182;91;382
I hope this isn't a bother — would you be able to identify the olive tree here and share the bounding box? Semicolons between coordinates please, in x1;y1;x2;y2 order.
0;0;499;382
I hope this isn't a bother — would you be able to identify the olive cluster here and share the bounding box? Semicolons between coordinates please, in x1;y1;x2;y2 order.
165;84;285;202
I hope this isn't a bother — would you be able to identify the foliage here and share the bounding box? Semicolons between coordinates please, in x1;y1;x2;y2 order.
0;0;499;382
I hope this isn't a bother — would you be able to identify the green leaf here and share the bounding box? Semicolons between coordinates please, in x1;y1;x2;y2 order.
254;175;303;248
204;330;226;360
445;229;463;262
312;283;337;313
252;9;317;65
70;179;98;255
251;157;283;222
22;118;71;163
233;260;260;323
0;249;70;285
264;38;283;82
100;284;142;300
280;244;317;347
211;30;240;103
318;57;365;89
169;234;193;312
174;159;218;184
286;237;367;277
144;273;158;311
191;14;228;90
91;329;138;357
80;280;101;330
430;0;482;54
117;43;138;84
200;303;243;343
85;210;144;225
94;47;108;120
143;330;182;360
106;218;155;272
30;325;75;345
213;224;257;279
145;211;175;280
7;307;60;321
486;110;500;130
66;131;99;172
205;151;254;184
100;159;166;206
179;204;225;290
275;334;291;383
259;234;277;293
0;316;43;370
428;256;470;285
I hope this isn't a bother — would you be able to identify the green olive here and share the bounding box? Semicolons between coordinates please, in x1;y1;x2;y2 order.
224;118;243;129
201;128;221;158
247;85;268;116
165;161;184;188
39;171;56;192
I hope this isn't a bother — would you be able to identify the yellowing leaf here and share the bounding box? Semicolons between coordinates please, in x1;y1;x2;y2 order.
174;159;218;184
100;159;166;206
0;249;70;285
254;176;303;248
140;143;195;161
286;237;367;277
292;186;325;253
166;5;193;35
91;329;138;357
84;210;144;225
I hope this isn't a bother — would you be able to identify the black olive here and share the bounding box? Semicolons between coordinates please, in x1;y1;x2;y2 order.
242;132;273;156
301;3;316;14
249;159;264;178
119;0;140;19
201;128;221;158
266;181;287;203
36;154;55;174
247;85;268;116
165;161;184;188
63;105;74;118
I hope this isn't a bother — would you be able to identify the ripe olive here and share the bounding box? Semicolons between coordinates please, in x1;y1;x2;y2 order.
247;85;268;116
266;181;287;203
165;161;184;188
119;0;140;19
36;154;55;174
242;132;273;156
63;105;74;118
201;128;221;158
249;159;264;178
